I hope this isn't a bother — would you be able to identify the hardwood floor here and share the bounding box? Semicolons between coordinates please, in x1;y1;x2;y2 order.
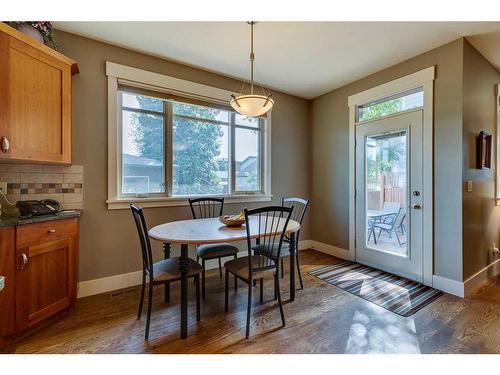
4;249;500;354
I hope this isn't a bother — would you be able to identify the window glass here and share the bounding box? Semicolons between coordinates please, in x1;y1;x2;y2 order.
173;102;229;123
122;92;164;112
235;113;259;128
172;114;229;196
357;88;423;122
121;108;165;194
235;127;260;192
119;91;264;197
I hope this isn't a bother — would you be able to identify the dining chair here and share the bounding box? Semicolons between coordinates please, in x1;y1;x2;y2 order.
279;197;309;289
254;197;309;289
130;204;202;340
224;206;293;338
188;197;239;298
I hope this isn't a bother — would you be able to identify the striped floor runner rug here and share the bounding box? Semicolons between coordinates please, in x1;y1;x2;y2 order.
309;261;443;317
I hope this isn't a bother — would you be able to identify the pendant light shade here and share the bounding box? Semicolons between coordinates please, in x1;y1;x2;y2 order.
231;22;274;117
230;94;274;117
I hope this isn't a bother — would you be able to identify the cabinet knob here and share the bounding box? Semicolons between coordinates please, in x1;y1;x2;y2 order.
0;136;10;153
21;253;28;270
47;229;56;233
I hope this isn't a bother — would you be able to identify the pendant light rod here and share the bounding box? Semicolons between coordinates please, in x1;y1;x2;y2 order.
248;21;256;94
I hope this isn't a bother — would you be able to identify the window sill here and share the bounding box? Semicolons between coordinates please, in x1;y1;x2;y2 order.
106;194;273;210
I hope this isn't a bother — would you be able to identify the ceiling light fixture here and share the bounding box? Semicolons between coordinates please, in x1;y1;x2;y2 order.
230;21;274;117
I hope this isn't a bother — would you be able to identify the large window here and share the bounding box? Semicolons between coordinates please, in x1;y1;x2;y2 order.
119;89;265;198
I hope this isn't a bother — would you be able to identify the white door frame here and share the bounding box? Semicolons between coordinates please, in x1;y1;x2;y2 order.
348;66;435;286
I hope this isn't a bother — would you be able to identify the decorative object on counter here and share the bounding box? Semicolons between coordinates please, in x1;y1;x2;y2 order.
477;131;492;169
12;21;56;48
0;190;20;218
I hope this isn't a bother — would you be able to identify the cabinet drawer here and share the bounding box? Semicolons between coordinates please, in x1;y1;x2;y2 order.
16;218;78;249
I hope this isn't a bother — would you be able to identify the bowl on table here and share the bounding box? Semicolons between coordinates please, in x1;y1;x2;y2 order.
218;215;245;227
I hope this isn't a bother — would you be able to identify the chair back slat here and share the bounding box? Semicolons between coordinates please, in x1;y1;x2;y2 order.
130;205;154;274
281;197;309;240
189;197;224;219
244;206;293;279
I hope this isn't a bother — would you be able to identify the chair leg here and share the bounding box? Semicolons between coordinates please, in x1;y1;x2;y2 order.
280;258;284;279
246;280;252;339
164;281;170;304
202;258;206;299
137;271;146;320
195;275;201;322
225;269;229;312
296;252;304;290
218;257;223;279
233;254;238;291
395;230;402;246
145;280;153;340
276;270;286;327
259;278;264;304
273;273;277;300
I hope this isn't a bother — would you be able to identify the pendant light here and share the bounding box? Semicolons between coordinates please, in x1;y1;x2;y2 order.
230;21;274;117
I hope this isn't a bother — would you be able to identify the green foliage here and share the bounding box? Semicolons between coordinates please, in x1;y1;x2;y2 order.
366;137;404;185
131;97;225;195
360;98;402;121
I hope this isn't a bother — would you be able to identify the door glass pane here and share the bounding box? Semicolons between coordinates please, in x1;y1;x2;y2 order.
365;130;408;256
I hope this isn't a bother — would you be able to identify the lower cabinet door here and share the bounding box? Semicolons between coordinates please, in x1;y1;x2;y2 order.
15;236;76;331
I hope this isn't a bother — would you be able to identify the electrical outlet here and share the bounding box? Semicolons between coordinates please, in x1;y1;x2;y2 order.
0;181;7;194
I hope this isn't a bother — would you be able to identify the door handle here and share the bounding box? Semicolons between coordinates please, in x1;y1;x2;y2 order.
412;203;422;209
20;253;28;270
0;136;10;153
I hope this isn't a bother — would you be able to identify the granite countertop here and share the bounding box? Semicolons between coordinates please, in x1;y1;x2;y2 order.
0;210;82;227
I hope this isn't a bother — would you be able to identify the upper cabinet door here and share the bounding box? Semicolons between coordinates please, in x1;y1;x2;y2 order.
0;23;77;164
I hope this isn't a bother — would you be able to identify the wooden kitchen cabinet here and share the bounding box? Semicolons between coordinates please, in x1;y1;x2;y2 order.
0;227;16;336
0;217;79;347
0;23;78;164
15;219;78;331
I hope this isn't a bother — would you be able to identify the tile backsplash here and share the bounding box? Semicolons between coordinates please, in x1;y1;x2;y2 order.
0;164;84;210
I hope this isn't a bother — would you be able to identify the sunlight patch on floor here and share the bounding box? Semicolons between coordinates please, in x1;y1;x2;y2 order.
345;305;420;354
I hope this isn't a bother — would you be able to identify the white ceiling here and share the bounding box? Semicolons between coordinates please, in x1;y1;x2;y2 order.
54;22;500;99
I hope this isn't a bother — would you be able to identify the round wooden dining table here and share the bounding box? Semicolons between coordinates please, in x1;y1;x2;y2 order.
149;216;301;339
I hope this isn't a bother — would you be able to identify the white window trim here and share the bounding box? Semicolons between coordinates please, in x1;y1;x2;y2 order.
106;62;272;210
348;66;435;286
496;84;500;204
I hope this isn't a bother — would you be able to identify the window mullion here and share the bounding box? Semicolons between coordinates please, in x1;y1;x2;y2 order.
230;112;236;195
166;101;173;197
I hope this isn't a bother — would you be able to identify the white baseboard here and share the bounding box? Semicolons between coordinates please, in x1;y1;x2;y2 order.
431;258;500;298
77;240;312;298
432;275;464;298
464;257;500;297
308;240;353;261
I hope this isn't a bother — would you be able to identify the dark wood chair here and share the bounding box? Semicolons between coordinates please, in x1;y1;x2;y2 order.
254;197;309;289
188;197;239;298
130;204;202;340
280;197;309;289
224;205;293;338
